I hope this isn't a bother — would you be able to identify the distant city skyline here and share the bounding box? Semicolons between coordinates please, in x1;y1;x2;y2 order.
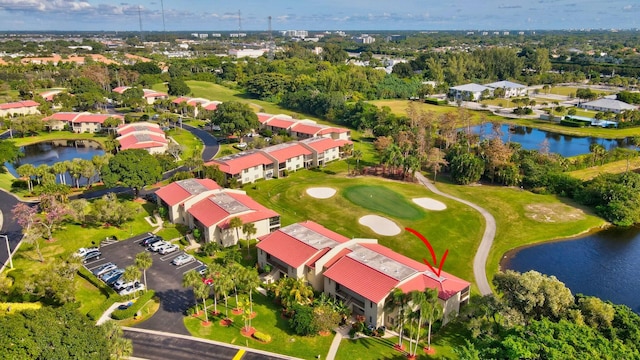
0;0;638;32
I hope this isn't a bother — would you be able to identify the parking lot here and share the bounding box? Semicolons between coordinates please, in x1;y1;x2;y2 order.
82;233;203;334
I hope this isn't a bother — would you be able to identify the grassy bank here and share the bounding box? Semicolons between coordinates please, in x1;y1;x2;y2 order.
567;158;640;180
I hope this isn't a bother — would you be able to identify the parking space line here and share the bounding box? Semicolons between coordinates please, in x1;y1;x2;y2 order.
232;349;245;360
175;260;196;270
159;253;180;262
86;261;109;271
83;258;104;266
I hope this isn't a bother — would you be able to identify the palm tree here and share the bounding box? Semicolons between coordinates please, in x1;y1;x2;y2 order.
206;263;224;315
183;270;203;314
51;161;68;185
16;163;36;192
228;217;243;248
216;269;235;320
67;159;83;188
101;320;133;360
423;288;443;351
409;290;427;356
193;281;210;324
353;149;363;174
242;222;257;257
79;159;95;187
35;164;50;185
92;154;112;183
238;267;261;329
121;266;141;296
135;252;152;293
384;288;410;350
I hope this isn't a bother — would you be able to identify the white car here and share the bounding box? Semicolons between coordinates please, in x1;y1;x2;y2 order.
149;241;170;252
171;254;195;266
159;244;179;255
113;278;138;291
74;247;99;257
119;282;145;296
92;263;116;277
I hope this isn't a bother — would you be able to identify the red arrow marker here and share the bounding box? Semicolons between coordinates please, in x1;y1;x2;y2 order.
406;227;449;277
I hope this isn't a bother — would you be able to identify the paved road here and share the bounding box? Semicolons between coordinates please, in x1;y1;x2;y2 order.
181;124;219;161
124;328;301;360
415;172;495;296
0;190;27;271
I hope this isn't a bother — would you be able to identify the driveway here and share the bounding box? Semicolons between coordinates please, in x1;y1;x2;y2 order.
0;190;25;271
181;124;219;161
415;172;495;296
85;233;203;335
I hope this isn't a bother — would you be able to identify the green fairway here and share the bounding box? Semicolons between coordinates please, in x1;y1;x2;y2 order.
369;99;506;124
343;184;424;220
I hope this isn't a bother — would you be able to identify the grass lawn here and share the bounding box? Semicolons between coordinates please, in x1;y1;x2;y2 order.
432;177;606;284
8;131;107;148
546;86;614;97
336;320;468;360
480;98;520;108
502;117;640;139
184;293;334;359
343;185;424;220
166;127;202;160
152;81;326;123
8;198;155;280
567;158;640;180
369;99;506;124
76;276;108;316
118;297;160;327
244;164;484;287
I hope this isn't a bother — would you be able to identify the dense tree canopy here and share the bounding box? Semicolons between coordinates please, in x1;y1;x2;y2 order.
210;101;259;138
101;149;162;197
0;140;21;163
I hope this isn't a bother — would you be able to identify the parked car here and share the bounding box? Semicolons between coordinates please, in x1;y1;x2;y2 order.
74;247;99;257
92;262;116;277
195;264;208;276
100;268;123;281
118;301;134;310
104;272;124;286
113;278;138;291
149;241;170;252
141;236;162;247
119;282;145;296
159;244;179;255
82;250;102;263
171;254;195;266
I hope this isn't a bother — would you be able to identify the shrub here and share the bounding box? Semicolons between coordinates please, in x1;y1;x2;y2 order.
110;290;156;320
253;331;271;342
77;267;119;298
87;295;123;320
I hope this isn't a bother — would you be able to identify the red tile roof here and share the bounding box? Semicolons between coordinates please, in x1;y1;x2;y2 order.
399;273;470;301
155;179;221;206
112;86;129;94
261;143;311;163
117;125;164;136
359;243;428;271
203;102;219;111
205;151;273;175
172;96;190;104
187;191;277;228
78;114;113;124
257;221;349;268
117;133;168;150
144;91;167;98
323;256;399;303
0;100;40;110
291;122;324;136
43;112;79;121
266;118;296;129
43;112;123;124
257;113;275;124
301;137;343;153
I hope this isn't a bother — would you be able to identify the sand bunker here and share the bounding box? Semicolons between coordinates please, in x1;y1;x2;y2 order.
306;187;337;199
412;198;447;211
359;215;401;236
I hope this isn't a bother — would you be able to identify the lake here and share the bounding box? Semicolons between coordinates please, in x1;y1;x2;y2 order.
502;226;640;314
5;140;104;185
470;123;637;157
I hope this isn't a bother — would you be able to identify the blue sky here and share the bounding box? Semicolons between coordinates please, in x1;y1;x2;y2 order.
0;0;638;32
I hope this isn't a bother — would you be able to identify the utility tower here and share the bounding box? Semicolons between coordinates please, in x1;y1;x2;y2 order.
137;5;144;42
267;16;275;60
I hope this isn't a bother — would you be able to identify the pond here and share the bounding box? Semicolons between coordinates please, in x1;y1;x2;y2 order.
5;140;104;186
469;123;637;157
502;226;640;314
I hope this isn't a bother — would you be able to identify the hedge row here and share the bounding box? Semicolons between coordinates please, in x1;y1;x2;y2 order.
87;296;123;321
560;119;586;127
77;267;119;298
110;290;156;320
424;98;448;105
253;331;271;342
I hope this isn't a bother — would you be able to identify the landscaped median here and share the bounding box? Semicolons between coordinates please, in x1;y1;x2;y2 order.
184;293;333;359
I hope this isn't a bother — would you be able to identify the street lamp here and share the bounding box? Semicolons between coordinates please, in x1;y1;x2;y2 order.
0;235;13;270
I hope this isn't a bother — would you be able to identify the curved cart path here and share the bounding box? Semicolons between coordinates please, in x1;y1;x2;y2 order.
415;172;495;296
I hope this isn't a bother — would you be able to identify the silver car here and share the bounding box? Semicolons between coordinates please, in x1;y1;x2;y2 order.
171;254;195;266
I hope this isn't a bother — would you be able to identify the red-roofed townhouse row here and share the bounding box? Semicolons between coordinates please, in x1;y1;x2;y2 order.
154;179;280;247
112;87;168;104
116;122;169;154
257;222;471;328
0;100;40;117
205;137;351;185
171;97;220;117
258;113;351;141
42;112;124;133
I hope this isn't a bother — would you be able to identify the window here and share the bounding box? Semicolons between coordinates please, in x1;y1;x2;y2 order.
370;301;373;308
243;169;248;174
